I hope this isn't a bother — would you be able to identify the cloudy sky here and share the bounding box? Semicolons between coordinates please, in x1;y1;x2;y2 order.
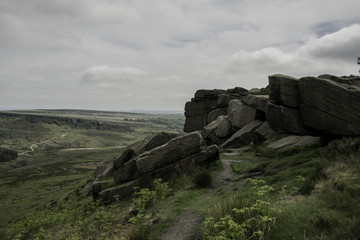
1;0;360;111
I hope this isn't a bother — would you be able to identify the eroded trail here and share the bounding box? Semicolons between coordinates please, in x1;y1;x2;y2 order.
159;211;203;240
158;147;246;240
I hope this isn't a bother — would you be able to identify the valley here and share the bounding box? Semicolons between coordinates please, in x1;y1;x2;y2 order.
0;110;184;226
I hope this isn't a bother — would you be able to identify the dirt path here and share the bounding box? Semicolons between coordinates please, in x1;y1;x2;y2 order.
212;158;244;188
158;147;246;240
19;134;67;156
159;211;203;240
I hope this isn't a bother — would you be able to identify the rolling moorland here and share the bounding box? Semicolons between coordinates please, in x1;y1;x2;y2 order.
0;104;360;240
0;110;184;227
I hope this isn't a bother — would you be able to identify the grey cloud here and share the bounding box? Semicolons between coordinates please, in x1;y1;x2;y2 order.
224;24;360;87
300;24;360;62
1;0;360;111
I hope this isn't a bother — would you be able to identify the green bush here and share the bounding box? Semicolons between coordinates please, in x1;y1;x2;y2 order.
192;167;212;188
203;179;275;240
128;179;172;240
321;137;360;162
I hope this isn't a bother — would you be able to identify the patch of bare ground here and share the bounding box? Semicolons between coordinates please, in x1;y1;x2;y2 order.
158;147;250;240
159;211;203;240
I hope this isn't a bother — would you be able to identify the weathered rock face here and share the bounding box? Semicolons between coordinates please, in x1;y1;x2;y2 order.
267;74;308;135
268;135;320;150
201;115;233;144
113;148;136;171
227;100;257;129
128;132;178;155
253;121;282;144
267;74;360;136
242;95;268;113
267;102;309;135
93;132;219;201
207;108;228;123
99;145;219;202
136;132;205;175
184;88;248;132
299;76;360;135
93;132;177;182
269;74;300;108
222;120;263;148
94;155;117;181
88;73;360;202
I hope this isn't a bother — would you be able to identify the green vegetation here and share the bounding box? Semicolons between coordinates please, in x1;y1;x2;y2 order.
203;179;275;240
1;110;359;239
128;179;173;240
192;167;213;188
0;110;184;227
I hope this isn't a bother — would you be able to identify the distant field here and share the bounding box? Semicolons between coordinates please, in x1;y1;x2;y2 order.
0;110;184;226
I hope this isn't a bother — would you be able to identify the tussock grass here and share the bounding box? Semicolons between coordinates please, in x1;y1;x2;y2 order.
192;167;213;188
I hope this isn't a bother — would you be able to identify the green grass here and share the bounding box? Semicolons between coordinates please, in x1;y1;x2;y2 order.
0;110;184;227
1;110;359;240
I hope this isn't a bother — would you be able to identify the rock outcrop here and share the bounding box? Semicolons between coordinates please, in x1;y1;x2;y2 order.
128;132;178;155
253;121;282;144
201;115;233;145
85;73;360;203
184;88;248;132
89;132;219;202
267;74;309;135
268;135;320;150
267;74;360;136
227;100;257;129
299;76;360;135
222;120;263;148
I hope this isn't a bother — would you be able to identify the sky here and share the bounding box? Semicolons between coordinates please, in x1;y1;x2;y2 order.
1;0;360;111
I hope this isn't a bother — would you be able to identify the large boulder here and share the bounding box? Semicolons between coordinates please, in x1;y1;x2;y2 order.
241;95;268;113
99;145;219;202
97;132;220;201
184;88;248;132
113;148;136;171
268;135;320;150
184;98;217;132
184;115;207;133
268;74;300;108
217;94;234;108
129;132;177;155
136;132;205;175
253;121;282;144
318;74;360;86
222;120;263;148
114;159;139;183
299;76;360;135
201;115;233;144
227;100;257;129
94;132;175;181
267;102;309;135
207;108;228;123
94;155;117;181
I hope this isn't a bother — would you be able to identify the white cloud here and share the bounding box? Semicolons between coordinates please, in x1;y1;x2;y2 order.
224;24;360;87
81;65;146;83
1;0;360;110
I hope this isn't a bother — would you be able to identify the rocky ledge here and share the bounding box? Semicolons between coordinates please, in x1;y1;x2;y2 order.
83;73;360;202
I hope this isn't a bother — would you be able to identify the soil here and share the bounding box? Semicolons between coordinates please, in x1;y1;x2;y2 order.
158;147;247;240
158;211;203;240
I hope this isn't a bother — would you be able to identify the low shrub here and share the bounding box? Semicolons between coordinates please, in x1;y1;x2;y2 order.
203;179;275;240
128;179;172;240
192;167;212;188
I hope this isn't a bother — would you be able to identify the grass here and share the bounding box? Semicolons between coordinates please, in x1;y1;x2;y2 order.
0;110;184;227
192;167;213;188
1;109;360;239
